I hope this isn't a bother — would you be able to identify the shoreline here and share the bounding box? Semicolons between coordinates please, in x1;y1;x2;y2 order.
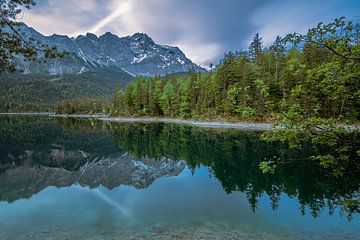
0;112;275;130
1;112;359;131
0;112;54;116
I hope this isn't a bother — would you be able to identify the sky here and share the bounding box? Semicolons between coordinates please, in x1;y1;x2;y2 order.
20;0;360;68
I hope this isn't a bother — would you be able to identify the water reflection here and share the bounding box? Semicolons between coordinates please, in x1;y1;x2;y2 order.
0;117;185;202
110;122;360;220
0;116;359;239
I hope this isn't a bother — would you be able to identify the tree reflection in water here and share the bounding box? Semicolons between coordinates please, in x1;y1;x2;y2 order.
0;116;359;220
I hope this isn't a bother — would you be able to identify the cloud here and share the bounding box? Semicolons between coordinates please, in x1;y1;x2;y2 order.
175;39;223;67
20;0;360;67
21;0;109;36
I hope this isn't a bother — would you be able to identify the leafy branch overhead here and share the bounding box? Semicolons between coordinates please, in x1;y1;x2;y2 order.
0;0;65;73
284;17;360;62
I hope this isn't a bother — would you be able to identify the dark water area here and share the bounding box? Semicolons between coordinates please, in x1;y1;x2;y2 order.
0;116;359;240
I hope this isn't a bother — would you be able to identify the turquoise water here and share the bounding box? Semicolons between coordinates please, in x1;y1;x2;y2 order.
0;116;359;239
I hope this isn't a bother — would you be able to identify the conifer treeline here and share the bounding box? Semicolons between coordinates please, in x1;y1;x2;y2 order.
109;26;359;121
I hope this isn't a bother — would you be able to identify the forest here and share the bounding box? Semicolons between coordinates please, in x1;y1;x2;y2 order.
108;18;359;122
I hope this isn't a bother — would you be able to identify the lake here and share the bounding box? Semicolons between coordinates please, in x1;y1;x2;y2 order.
0;116;359;240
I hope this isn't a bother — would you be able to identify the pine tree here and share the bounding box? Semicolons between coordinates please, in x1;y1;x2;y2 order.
248;33;263;64
270;36;285;81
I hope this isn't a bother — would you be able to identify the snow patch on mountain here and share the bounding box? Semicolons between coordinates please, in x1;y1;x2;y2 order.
131;54;148;64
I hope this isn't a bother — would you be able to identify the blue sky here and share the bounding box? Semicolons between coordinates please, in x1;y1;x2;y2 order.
21;0;360;67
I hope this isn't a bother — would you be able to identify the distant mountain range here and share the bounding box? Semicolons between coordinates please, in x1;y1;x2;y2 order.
16;23;205;77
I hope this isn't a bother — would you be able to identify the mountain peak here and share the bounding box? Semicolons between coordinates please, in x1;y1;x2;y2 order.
49;33;69;39
76;32;98;41
100;32;118;39
130;32;154;44
132;32;149;38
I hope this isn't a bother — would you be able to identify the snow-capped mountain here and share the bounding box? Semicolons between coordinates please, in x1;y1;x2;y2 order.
17;23;205;76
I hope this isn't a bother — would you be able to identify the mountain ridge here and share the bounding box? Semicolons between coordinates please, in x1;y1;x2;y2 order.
16;23;205;77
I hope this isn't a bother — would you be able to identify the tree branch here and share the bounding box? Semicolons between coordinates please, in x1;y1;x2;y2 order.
307;39;360;62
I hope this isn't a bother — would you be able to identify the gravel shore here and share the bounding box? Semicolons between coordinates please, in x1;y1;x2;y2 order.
0;113;275;130
100;117;274;130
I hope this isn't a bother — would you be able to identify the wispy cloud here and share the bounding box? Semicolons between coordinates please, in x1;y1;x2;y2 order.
21;0;108;36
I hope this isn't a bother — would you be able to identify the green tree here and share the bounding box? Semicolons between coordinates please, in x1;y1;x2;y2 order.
270;36;285;83
248;33;263;64
159;81;175;116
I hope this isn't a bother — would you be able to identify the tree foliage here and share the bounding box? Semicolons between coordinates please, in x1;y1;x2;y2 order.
0;0;63;73
56;98;107;115
262;17;360;176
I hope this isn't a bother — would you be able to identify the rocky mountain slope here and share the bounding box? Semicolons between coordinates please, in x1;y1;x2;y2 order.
17;23;205;76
